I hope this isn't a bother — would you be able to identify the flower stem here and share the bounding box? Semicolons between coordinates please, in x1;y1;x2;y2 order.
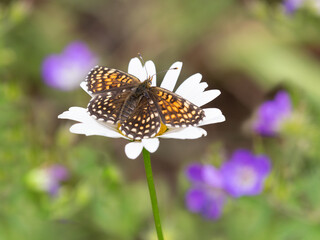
142;148;164;240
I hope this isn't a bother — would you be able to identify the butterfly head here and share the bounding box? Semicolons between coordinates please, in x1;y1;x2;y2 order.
146;75;153;86
137;53;178;85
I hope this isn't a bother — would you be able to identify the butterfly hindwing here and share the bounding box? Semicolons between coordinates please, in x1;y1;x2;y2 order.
119;96;161;140
86;66;141;94
150;87;205;127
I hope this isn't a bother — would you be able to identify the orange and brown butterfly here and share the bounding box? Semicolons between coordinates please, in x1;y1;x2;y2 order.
85;65;205;140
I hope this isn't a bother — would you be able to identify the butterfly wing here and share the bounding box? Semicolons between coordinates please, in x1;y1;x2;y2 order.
86;66;141;94
149;87;205;127
87;89;133;124
119;96;161;140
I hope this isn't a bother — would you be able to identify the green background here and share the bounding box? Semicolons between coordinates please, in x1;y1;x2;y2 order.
1;0;320;239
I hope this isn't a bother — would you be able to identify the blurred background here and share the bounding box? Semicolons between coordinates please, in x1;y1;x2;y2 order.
1;0;320;239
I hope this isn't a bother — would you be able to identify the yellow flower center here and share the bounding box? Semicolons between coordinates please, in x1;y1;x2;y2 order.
156;122;168;137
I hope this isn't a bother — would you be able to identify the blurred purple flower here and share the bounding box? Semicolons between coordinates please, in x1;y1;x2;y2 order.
46;165;69;196
185;164;226;220
283;0;304;14
42;41;97;91
283;0;320;15
221;149;271;198
26;164;69;196
185;150;271;219
186;188;226;220
253;91;292;136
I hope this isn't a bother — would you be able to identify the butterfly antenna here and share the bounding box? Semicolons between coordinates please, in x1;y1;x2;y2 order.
138;53;149;78
151;67;179;78
137;53;179;80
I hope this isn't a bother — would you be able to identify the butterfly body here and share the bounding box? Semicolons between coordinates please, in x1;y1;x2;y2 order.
119;82;149;122
86;66;205;140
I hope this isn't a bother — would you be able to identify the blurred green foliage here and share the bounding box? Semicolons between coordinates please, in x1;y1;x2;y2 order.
2;0;320;239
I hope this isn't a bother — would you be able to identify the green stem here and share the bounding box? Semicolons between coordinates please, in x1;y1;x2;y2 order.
142;148;164;240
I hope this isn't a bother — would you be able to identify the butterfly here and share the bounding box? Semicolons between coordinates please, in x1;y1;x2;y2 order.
85;66;205;140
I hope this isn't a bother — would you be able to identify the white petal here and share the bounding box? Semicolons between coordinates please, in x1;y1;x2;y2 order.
125;142;144;159
70;123;124;138
194;90;221;107
160;62;182;91
58;107;91;122
128;57;145;81
160;127;207;139
175;73;221;106
175;73;202;97
58;107;125;139
181;89;221;107
199;108;226;126
141;138;160;153
80;81;93;97
144;60;156;86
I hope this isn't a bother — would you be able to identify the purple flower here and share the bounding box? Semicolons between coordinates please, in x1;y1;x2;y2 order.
26;164;69;196
283;0;320;15
253;91;292;136
42;41;97;91
283;0;304;14
46;165;69;196
220;149;271;198
185;150;271;219
185;164;226;220
186;188;226;220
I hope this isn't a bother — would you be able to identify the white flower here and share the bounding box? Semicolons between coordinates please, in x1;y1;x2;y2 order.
58;58;225;159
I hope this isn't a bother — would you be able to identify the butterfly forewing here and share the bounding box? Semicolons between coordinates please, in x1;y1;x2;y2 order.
86;66;140;94
150;87;205;127
119;96;161;140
